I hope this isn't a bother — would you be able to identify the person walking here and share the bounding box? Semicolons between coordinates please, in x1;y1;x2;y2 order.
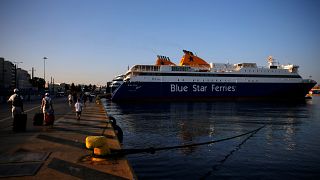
7;88;24;118
83;94;87;106
73;93;77;105
74;99;83;120
41;93;54;125
68;93;73;106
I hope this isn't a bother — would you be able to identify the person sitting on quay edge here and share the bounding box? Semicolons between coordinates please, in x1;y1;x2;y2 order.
41;93;54;124
7;88;24;119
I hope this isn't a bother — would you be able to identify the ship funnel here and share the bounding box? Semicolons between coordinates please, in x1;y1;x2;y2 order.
155;55;176;66
179;50;210;69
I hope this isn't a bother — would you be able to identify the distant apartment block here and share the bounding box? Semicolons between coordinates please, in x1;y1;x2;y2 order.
0;57;32;96
0;57;16;92
17;68;32;89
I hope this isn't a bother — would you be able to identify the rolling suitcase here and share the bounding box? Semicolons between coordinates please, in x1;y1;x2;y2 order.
33;112;43;126
13;114;27;132
44;113;55;126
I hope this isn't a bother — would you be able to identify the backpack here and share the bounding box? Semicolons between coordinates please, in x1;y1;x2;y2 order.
44;98;50;109
12;95;22;107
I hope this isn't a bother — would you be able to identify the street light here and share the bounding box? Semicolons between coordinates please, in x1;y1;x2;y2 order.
13;61;23;88
28;68;36;79
43;57;48;81
13;61;23;68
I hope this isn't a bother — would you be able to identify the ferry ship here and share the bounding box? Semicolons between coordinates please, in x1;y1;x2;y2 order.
110;74;125;93
111;50;317;102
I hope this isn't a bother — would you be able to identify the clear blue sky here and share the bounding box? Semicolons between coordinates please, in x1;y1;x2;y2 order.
1;0;319;85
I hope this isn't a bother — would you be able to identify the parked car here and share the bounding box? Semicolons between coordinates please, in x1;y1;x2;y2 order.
56;92;65;97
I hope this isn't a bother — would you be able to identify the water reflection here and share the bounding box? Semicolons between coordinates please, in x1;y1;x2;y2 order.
102;99;317;179
104;100;311;150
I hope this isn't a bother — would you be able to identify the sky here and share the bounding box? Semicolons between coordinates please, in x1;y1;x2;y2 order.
1;0;319;85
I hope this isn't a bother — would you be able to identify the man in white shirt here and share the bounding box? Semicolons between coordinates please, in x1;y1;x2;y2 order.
74;99;83;120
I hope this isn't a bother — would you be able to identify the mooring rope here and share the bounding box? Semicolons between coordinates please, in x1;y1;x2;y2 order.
200;124;264;179
105;124;266;157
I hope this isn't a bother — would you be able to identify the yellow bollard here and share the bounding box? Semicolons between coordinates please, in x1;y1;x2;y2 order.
85;136;107;149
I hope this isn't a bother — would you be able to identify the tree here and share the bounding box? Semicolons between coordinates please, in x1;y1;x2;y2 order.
70;83;76;93
76;84;81;92
65;84;70;92
29;77;45;91
83;85;89;92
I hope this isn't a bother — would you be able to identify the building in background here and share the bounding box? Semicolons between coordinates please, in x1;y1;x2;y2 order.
0;57;33;102
16;68;32;90
0;57;16;101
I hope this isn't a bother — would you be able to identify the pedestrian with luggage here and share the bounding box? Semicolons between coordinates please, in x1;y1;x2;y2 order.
41;93;54;126
74;99;83;120
8;88;27;132
7;88;24;118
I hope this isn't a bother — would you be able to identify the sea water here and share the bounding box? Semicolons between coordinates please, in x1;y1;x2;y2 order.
103;97;320;179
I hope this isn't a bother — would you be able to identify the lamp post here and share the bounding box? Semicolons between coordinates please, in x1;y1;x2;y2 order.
13;61;23;68
28;68;36;79
13;61;23;88
43;57;48;82
32;67;35;79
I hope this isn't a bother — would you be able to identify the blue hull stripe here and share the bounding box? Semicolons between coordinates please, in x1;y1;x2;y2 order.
111;82;316;102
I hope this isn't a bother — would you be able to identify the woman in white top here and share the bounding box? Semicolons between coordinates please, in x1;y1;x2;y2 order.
41;93;54;125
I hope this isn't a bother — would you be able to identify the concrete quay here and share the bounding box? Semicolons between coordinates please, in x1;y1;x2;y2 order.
0;97;135;179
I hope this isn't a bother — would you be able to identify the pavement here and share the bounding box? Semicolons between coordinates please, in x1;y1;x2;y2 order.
0;97;135;179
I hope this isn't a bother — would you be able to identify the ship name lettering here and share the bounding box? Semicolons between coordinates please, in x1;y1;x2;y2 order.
193;85;207;92
171;84;188;92
211;84;236;92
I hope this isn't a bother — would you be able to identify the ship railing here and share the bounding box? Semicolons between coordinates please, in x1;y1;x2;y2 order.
130;65;160;72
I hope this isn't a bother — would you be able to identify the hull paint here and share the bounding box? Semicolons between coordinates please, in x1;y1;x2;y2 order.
111;81;316;102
